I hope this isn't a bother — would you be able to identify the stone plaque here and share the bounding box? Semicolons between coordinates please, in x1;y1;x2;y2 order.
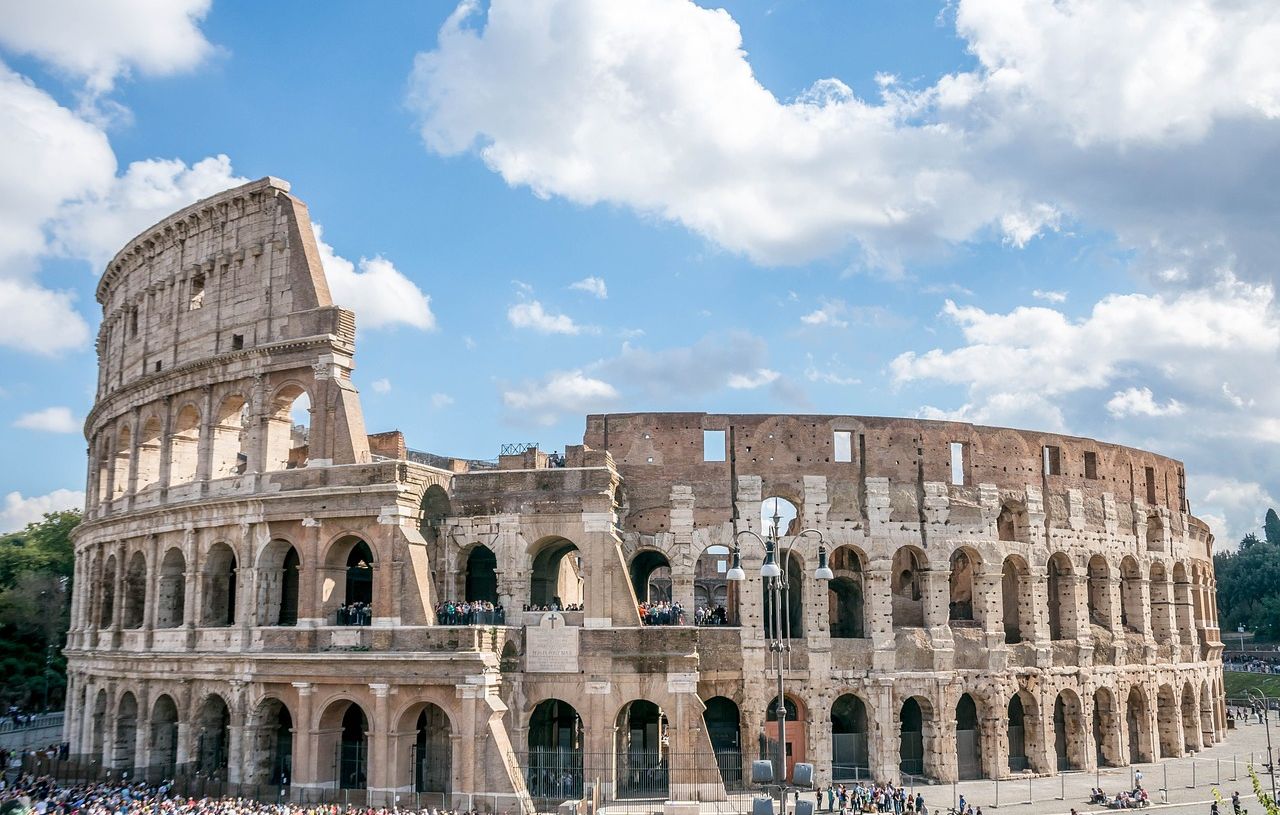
526;612;580;673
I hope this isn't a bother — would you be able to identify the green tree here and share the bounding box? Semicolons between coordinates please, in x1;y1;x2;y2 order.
1267;508;1280;546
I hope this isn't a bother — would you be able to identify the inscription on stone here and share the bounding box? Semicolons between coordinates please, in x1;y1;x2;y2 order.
526;612;580;673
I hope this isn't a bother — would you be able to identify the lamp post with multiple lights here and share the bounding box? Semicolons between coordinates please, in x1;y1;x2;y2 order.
726;503;832;800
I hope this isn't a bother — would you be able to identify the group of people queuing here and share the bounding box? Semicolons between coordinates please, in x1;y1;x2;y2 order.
334;602;372;627
694;605;730;626
639;601;685;626
520;602;582;612
818;781;929;814
434;600;505;626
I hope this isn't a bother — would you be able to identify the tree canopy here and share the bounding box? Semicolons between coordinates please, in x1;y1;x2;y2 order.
1215;507;1280;640
0;510;78;710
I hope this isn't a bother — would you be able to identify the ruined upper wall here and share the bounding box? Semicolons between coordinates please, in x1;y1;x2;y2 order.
94;177;339;399
586;412;1194;539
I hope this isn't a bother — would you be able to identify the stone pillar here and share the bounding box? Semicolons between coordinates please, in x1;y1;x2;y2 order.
298;519;323;626
196;385;215;488
291;683;317;788
865;567;895;670
143;535;160;646
158;395;174;493
923;570;953;669
111;543;127;631
368;683;392;802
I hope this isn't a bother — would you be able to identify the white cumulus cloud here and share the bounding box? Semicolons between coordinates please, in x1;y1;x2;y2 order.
507;300;583;335
13;406;80;433
431;393;455;409
370;378;391;394
569;276;607;299
1031;289;1067;304
1105;387;1186;419
312;224;437;332
0;489;83;533
727;368;780;389
503;370;619;425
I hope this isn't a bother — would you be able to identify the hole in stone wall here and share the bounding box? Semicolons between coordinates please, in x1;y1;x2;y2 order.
1084;451;1098;480
833;431;852;463
703;429;726;462
1043;445;1062;476
949;442;965;486
189;274;206;311
1145;466;1157;503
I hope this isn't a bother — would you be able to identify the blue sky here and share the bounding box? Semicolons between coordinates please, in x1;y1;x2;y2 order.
0;0;1278;546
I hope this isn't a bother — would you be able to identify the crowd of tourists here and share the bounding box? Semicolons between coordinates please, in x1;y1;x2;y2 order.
1089;786;1150;808
4;707;51;729
1223;655;1280;674
639;601;685;626
520;603;583;612
334;602;372;627
434;601;506;626
817;781;930;814
694;605;730;626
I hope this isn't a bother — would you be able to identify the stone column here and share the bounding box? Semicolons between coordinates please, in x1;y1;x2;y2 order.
864;567;895;670
368;683;392;802
291;683;317;788
298;519;323;626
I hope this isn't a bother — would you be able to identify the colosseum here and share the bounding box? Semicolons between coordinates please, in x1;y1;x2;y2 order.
63;177;1225;810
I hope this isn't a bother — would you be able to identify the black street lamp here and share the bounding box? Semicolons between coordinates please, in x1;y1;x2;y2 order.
726;503;831;808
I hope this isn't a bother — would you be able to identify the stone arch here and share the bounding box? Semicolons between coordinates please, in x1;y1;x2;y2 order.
831;692;871;780
100;554;117;627
246;697;293;785
122;551;146;629
419;484;451;541
1149;562;1172;643
91;688;108;763
95;435;112;504
210;393;250;478
761;495;800;537
1173;561;1195;646
396;701;453;798
1125;685;1152;764
527;698;583;800
1092;687;1121;767
948;547;978;624
997;500;1029;543
898;695;935;780
956;692;985;780
112;423;132;497
1181;681;1201;753
1156;684;1180;759
202;542;238;626
1001;555;1033;644
1200;679;1216;746
1146;512;1165;552
114;691;139;769
703;696;742;787
828;545;866;638
615;699;670;799
194;693;232;777
1007;692;1032;773
1087;555;1113;630
1119;556;1144;633
890;546;927;628
1053;690;1086;771
321;535;375;622
765;694;807;783
149;694;180;774
264;383;310;471
1046;552;1075;641
156;547;186;629
136;415;163;491
168;403;201;485
464;544;499;604
630;548;671;604
763;550;804;638
316;698;368;789
257;539;301;626
694;544;735;625
529;537;582;609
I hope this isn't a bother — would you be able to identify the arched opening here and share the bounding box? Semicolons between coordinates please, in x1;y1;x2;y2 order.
949;548;976;624
1146;513;1165;552
150;695;179;775
264;385;310;471
1054;691;1085;771
831;693;869;780
1156;685;1180;758
91;689;108;764
1087;555;1112;630
419;485;451;543
112;425;132;497
763;551;804;638
1093;688;1120;767
1149;562;1172;642
890;547;926;627
1172;561;1195;648
1181;683;1200;753
764;695;807;782
1125;687;1149;765
114;692;138;770
122;552;146;629
210;394;249;478
530;538;582;609
464;545;498;604
1047;552;1074;641
703;697;742;787
413;704;452;797
100;555;117;627
899;697;930;778
828;546;865;638
168;404;201;485
630;550;671;604
997;501;1028;542
257;540;302;626
761;496;799;537
1200;680;1216;747
695;545;735;625
156;548;186;629
1001;556;1031;644
1008;694;1028;772
1120;556;1143;633
249;698;293;786
338;703;369;789
345;539;375;618
616;700;669;799
95;438;111;504
202;543;238;626
956;693;983;780
136;417;162;491
195;695;231;778
527;699;583;801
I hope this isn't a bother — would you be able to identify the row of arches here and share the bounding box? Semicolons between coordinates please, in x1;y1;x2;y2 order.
92;385;311;506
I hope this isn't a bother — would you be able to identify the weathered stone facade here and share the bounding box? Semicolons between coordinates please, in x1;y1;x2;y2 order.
64;178;1225;810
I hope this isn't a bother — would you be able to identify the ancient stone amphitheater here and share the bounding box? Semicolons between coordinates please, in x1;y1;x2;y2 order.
63;177;1225;810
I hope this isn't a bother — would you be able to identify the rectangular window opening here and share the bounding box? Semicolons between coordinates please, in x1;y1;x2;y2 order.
1084;451;1099;480
1145;466;1157;504
189;274;206;311
231;333;244;351
702;429;726;462
1043;445;1062;476
949;442;965;486
153;361;162;373
128;309;138;338
833;430;853;463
